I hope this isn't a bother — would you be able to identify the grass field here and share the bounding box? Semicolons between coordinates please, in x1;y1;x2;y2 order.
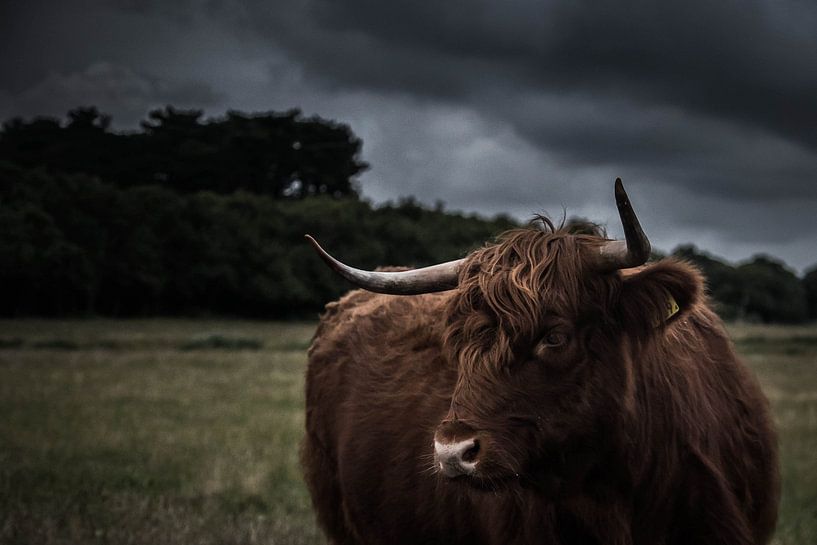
0;319;815;544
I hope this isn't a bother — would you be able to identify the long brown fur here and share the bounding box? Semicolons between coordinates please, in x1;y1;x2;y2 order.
302;222;779;545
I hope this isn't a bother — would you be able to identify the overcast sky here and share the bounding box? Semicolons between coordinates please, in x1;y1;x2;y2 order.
2;0;816;272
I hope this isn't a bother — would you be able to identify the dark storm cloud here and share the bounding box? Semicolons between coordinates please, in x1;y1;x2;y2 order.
258;0;817;146
0;0;230;125
205;0;817;202
2;62;221;127
492;94;817;200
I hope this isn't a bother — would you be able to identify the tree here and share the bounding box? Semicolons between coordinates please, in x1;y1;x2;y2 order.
803;264;817;320
0;106;368;198
67;106;111;131
735;256;807;323
0;159;516;317
672;245;743;320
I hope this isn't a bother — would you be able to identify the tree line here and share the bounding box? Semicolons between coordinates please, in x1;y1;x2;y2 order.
1;107;815;321
0;160;515;318
1;106;365;198
672;245;814;323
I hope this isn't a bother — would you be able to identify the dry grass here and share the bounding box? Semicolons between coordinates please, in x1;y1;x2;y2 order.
0;319;814;544
0;320;320;545
727;323;817;545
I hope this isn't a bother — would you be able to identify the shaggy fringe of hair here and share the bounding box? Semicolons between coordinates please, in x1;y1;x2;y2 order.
443;218;612;374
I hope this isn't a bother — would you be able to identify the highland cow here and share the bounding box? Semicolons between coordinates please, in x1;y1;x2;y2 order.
302;179;779;545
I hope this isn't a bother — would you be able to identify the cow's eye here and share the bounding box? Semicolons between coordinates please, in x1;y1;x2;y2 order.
543;331;568;347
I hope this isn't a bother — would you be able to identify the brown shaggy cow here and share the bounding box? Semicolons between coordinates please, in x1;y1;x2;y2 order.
302;180;779;545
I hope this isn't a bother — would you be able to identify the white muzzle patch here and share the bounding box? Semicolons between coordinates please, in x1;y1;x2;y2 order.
434;438;478;477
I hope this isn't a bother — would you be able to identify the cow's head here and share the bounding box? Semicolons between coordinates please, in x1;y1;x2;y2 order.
306;179;702;493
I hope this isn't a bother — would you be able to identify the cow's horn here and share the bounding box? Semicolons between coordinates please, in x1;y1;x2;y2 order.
305;235;463;295
597;178;651;270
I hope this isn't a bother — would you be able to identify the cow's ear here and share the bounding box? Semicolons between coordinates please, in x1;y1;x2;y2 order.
617;260;704;333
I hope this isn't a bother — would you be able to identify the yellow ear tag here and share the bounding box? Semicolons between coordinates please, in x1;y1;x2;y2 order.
654;294;680;327
665;295;680;321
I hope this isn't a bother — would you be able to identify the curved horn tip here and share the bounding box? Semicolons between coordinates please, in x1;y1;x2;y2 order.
304;234;322;254
597;177;651;270
614;177;627;201
304;234;337;269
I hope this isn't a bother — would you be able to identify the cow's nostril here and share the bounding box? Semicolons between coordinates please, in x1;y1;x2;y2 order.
461;439;480;463
434;436;481;477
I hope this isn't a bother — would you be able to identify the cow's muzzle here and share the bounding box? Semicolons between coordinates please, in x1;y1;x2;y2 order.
434;421;481;478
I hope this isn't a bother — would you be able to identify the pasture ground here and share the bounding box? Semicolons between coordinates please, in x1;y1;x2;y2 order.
0;319;815;544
